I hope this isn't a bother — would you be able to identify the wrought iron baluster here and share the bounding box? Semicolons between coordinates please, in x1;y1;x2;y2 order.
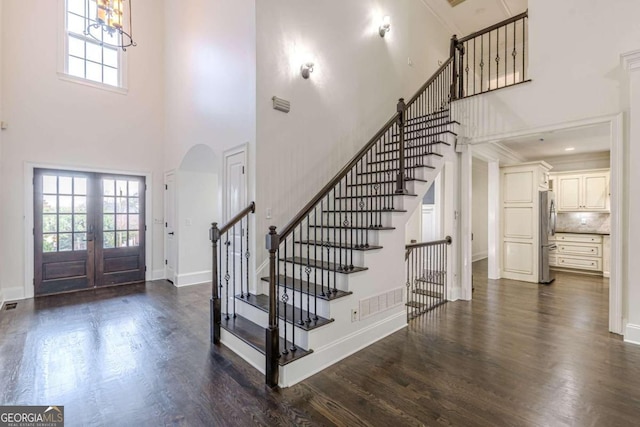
298;225;304;326
224;233;230;320
240;223;244;299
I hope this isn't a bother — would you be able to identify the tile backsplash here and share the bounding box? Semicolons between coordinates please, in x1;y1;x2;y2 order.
556;212;610;234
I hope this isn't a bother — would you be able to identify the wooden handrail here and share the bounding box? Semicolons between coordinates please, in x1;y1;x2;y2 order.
219;202;255;235
458;10;528;43
406;236;452;250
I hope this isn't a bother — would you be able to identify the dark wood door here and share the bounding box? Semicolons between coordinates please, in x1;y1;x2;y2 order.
34;169;145;296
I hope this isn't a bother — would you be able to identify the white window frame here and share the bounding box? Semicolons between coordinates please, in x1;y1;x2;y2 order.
57;0;129;94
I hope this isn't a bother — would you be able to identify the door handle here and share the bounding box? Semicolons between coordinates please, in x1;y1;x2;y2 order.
168;232;175;235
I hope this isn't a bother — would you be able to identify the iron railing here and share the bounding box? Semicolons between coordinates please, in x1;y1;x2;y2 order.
405;236;452;320
453;11;529;98
210;202;255;344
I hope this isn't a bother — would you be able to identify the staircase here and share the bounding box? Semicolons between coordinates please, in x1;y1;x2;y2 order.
209;11;529;388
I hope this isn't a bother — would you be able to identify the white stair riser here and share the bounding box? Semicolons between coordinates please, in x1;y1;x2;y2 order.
219;330;265;374
275;262;352;291
274;286;334;319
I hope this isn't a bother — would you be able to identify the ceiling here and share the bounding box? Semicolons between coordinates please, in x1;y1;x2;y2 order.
498;124;611;160
422;0;528;37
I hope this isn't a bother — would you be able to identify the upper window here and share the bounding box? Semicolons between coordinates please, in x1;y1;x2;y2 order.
64;0;122;87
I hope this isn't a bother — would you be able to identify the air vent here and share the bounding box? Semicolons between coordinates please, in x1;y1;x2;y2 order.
448;0;467;6
359;287;404;320
4;303;17;310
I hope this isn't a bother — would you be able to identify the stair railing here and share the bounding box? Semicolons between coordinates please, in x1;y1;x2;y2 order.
264;59;454;387
210;202;255;344
453;10;529;98
405;236;452;320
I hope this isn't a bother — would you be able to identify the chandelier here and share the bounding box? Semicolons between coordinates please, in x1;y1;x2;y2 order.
85;0;136;50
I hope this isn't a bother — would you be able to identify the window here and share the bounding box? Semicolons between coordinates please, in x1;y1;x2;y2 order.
64;0;121;87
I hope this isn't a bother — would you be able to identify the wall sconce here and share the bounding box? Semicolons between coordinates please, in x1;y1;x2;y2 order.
379;16;391;37
301;62;315;79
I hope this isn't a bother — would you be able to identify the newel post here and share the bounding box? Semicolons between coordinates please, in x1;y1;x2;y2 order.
210;222;221;344
395;97;408;194
265;226;280;388
450;34;459;100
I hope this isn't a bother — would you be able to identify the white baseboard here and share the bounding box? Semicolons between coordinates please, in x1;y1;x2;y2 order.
472;251;488;262
151;269;165;281
175;270;211;287
0;289;4;310
279;310;407;387
624;323;640;345
3;287;25;302
449;286;461;302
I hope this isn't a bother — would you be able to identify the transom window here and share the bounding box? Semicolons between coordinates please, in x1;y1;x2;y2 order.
65;0;121;87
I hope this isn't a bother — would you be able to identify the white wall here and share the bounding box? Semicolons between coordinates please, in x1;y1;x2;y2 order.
163;0;256;285
0;0;165;299
0;0;4;305
255;0;451;266
472;157;488;261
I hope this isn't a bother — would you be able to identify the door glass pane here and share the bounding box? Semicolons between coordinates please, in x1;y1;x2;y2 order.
116;197;127;213
74;196;87;213
103;197;115;213
74;233;87;251
128;214;139;230
129;231;139;247
74;215;87;232
128;198;139;213
43;176;57;194
59;177;73;194
59;215;73;232
103;179;115;196
103;232;115;249
43;234;58;253
129;181;139;197
103;214;115;231
59;233;73;251
43;195;57;213
116;180;128;197
116;214;127;230
116;231;128;248
74;177;87;195
43;215;57;233
59;196;73;213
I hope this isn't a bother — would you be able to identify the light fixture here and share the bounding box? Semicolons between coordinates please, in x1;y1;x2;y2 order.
85;0;136;51
565;147;576;151
301;62;315;79
379;16;391;37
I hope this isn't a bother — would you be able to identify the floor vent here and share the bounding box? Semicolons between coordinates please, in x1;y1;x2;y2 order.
4;303;17;310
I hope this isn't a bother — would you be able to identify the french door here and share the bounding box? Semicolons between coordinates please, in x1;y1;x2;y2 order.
34;169;146;296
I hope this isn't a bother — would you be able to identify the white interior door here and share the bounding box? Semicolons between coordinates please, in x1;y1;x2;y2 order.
421;205;437;242
165;173;177;283
224;149;247;306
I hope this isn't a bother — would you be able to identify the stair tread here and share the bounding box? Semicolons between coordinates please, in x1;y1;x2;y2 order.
368;152;441;165
284;256;368;273
296;240;383;251
347;178;428;187
308;225;395;231
357;164;435;175
219;314;313;365
385;130;457;145
334;193;418;199
239;293;334;331
405;110;450;125
377;141;450;156
413;288;444;298
322;208;408;213
402;120;460;134
260;275;353;301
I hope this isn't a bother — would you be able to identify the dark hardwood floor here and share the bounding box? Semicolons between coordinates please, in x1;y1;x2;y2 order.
2;262;640;426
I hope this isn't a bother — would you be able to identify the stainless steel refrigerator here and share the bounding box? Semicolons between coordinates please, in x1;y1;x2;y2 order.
539;190;557;284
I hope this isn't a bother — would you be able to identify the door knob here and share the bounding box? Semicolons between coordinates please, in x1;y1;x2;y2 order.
168;232;175;235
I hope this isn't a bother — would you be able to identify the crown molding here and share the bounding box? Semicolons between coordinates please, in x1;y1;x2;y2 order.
621;49;640;72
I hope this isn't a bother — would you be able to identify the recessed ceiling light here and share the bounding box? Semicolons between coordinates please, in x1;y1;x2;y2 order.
539;138;545;142
565;147;575;151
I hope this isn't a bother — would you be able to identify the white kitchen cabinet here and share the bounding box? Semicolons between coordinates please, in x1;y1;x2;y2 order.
552;233;603;274
554;170;609;212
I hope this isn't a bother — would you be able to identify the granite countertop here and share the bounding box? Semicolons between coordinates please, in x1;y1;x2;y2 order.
554;231;610;236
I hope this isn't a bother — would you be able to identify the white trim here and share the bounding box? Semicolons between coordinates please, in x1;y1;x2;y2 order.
0;289;4;310
57;72;128;95
465;113;624;335
151;269;165;281
472;141;526;164
2;287;25;302
164;171;177;284
279;310;407;387
24;162;154;300
174;271;211;287
621;49;640;72
472;251;488;262
487;160;501;279
624;324;640;345
460;146;473;300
